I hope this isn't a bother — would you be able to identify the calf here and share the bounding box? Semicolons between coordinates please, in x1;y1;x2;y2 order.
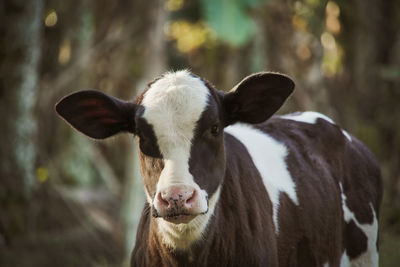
56;70;382;267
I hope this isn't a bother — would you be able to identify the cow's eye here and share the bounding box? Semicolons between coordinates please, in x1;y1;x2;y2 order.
210;124;220;137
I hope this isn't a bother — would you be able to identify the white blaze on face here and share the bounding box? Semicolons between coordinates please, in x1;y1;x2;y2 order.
141;70;210;210
141;70;221;250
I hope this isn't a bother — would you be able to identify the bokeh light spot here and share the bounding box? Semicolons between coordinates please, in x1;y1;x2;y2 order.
58;39;71;65
45;10;58;27
297;44;312;61
325;1;341;34
165;0;184;11
320;31;342;76
36;167;49;183
326;1;340;17
292;15;308;32
321;32;336;51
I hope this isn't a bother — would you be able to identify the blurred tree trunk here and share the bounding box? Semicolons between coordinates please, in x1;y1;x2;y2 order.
120;0;167;262
337;0;400;206
259;0;314;112
0;0;43;242
258;0;335;116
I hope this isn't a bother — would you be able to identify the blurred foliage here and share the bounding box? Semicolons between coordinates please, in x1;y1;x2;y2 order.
167;20;216;53
202;0;266;46
1;0;399;266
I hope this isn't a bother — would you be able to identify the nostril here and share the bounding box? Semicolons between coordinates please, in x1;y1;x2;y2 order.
185;190;196;205
158;192;169;207
157;187;198;210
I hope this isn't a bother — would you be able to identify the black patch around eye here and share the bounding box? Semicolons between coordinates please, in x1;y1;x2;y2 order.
136;117;162;158
192;93;223;141
210;124;220;137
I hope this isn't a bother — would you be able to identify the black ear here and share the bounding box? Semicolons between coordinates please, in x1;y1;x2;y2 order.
55;90;136;139
222;72;294;126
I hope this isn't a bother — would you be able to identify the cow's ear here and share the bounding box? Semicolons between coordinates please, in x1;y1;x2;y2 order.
55;90;137;139
222;72;294;126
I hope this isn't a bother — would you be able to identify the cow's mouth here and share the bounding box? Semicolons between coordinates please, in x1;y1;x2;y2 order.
152;208;209;224
163;213;197;224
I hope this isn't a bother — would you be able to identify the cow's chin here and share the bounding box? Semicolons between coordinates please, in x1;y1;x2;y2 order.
162;214;198;224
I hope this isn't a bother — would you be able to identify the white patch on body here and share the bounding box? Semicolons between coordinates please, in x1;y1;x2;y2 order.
339;183;379;267
225;123;299;233
157;186;222;250
342;130;352;142
141;70;213;248
281;111;352;142
281;111;335;124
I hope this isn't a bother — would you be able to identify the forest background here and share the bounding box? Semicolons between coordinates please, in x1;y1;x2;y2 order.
1;0;399;266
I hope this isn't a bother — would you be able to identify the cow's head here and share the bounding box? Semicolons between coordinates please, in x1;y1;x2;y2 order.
56;70;294;248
